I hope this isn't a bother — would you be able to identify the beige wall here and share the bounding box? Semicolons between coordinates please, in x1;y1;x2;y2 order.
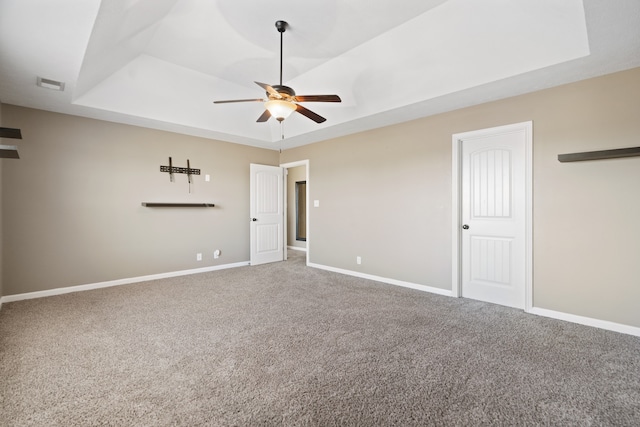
1;106;278;295
2;68;639;329
281;67;640;328
286;165;307;249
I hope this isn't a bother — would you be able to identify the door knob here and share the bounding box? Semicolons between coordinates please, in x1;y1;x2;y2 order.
462;224;469;230
252;218;258;222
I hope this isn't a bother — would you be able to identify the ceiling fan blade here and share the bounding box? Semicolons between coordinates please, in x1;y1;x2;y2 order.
255;81;282;99
256;110;271;122
293;95;341;103
213;98;265;104
295;104;326;123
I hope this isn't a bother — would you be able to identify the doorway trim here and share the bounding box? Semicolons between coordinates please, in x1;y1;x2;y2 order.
280;159;310;265
451;121;533;312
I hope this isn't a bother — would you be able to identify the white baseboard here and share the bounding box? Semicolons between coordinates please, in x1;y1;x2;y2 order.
287;246;307;252
528;307;640;337
308;262;453;297
3;260;638;338
0;261;249;304
308;263;639;337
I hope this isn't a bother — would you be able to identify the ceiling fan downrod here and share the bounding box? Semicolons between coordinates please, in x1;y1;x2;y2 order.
275;20;287;86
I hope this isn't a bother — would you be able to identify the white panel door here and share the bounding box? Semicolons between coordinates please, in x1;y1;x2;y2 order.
250;164;284;266
461;128;526;308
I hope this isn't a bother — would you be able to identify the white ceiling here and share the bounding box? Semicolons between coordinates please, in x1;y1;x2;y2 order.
1;0;639;150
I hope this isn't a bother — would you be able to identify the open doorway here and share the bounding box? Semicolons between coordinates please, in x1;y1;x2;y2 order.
295;180;307;242
281;160;309;264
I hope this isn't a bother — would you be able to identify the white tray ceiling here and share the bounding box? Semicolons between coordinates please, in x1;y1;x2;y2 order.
1;0;639;150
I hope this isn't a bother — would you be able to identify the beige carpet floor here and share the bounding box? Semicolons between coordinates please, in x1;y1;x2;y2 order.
1;250;639;426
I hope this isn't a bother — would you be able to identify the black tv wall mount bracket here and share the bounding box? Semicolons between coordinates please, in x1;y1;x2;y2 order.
160;157;200;180
160;157;200;192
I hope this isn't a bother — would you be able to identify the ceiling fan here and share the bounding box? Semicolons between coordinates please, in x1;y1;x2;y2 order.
213;20;341;123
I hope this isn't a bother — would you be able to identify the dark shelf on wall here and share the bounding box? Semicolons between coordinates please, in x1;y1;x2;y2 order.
0;127;22;159
141;202;215;208
558;146;640;162
0;145;19;159
0;127;22;139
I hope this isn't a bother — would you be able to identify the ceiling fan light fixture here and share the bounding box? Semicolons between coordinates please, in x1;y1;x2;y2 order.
265;99;295;121
213;20;340;124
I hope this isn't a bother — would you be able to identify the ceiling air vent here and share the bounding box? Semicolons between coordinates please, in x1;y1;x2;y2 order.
37;76;65;91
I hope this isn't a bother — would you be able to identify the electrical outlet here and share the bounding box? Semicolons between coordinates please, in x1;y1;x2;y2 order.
196;253;202;261
356;256;362;265
214;249;221;259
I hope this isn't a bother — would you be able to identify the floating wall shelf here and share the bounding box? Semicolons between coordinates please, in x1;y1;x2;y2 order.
0;127;22;159
141;202;215;208
0;145;19;159
558;146;640;162
0;127;22;139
